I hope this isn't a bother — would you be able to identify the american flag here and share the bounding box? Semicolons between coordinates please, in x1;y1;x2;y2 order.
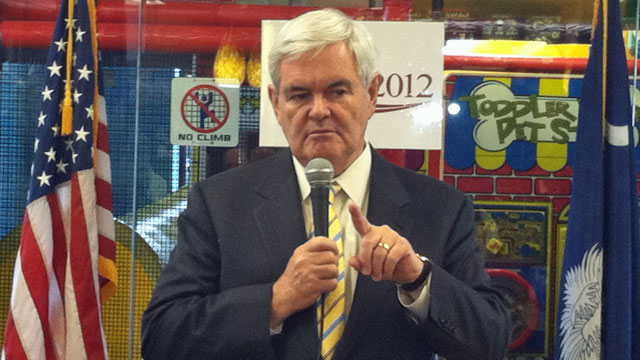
2;0;117;359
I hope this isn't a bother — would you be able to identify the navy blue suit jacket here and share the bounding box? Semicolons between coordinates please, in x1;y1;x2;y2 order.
141;148;510;360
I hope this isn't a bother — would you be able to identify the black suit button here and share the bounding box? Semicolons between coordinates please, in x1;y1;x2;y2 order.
439;317;454;331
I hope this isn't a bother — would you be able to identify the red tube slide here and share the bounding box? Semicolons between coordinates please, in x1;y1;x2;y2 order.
0;21;261;53
0;0;383;26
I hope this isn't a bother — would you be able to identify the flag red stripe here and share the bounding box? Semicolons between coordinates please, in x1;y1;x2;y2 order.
95;177;113;210
48;192;67;298
3;313;29;360
99;233;116;260
69;175;106;360
19;214;57;360
96;122;110;153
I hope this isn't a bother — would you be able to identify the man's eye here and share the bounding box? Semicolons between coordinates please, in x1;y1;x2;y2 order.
330;89;348;98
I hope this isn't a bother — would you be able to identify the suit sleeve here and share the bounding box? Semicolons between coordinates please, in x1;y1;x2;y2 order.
420;195;512;360
141;182;277;360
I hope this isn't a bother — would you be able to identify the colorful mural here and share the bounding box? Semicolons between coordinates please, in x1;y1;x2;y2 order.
443;72;640;359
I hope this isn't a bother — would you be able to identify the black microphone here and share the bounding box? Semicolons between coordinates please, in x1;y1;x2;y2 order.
304;158;334;237
304;158;334;360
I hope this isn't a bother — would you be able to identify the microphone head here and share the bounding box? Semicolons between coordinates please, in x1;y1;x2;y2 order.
304;158;334;186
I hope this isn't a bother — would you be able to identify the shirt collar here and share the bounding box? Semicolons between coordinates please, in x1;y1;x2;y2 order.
293;145;372;205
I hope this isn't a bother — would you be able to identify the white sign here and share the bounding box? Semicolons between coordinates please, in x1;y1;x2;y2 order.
259;21;444;150
170;78;239;147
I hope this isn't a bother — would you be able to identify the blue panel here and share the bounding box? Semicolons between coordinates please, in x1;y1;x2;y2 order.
630;81;640;173
510;77;540;96
0;63;44;238
517;266;548;353
445;76;484;170
635;123;640;172
506;78;539;171
104;66;174;216
567;78;584;168
506;141;537;171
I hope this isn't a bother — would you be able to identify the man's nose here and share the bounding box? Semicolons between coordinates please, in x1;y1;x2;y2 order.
309;95;330;120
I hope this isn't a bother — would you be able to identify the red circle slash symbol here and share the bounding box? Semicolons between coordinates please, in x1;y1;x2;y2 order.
181;84;230;133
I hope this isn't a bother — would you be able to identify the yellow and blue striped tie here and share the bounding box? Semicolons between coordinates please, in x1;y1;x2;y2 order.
312;184;345;360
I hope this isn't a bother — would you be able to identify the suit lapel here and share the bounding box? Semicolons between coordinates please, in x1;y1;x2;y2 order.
335;150;414;359
253;150;307;273
252;149;318;359
366;150;413;243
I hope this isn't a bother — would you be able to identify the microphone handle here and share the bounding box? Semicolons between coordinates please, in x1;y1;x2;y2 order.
309;184;330;360
310;185;329;237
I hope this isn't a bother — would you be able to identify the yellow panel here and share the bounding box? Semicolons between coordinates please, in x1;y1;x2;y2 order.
555;224;568;315
418;150;429;175
476;146;506;170
537;78;569;171
442;40;590;58
0;224;162;359
537;142;567;171
539;78;570;96
193;147;201;183
0;228;20;349
559;204;570;222
103;223;162;360
483;77;512;86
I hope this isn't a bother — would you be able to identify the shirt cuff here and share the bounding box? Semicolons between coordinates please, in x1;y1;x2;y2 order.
269;323;283;335
397;273;432;322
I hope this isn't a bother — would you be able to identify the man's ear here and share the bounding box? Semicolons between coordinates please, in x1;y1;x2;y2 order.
268;84;282;122
367;73;383;115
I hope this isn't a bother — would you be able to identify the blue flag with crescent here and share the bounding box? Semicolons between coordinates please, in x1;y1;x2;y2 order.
554;0;640;359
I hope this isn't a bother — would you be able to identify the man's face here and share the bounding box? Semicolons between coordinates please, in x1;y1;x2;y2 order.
268;41;381;176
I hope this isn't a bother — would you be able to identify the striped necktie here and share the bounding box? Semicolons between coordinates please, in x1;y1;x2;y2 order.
312;183;346;360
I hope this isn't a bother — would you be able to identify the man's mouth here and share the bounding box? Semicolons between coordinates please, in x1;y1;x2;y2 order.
308;129;336;136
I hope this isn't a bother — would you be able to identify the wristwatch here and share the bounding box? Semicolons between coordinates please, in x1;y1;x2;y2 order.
400;254;432;292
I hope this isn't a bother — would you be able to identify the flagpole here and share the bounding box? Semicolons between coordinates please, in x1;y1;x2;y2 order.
633;0;639;127
603;0;609;139
128;0;144;358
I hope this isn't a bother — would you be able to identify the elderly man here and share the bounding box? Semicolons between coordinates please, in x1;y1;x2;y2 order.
142;8;510;360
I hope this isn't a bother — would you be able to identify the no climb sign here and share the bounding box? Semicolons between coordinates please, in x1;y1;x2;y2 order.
170;78;239;147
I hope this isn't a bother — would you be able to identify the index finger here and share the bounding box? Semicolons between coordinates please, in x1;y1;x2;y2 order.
349;203;371;237
349;203;378;276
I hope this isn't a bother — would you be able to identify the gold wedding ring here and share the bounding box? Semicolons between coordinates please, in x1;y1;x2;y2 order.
376;242;391;251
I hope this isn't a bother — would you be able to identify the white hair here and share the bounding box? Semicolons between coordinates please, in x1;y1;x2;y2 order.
268;8;378;89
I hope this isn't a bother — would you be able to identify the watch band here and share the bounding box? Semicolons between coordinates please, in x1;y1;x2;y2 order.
400;254;431;292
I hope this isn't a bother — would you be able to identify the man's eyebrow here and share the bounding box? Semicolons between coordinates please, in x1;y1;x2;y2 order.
282;80;353;95
283;85;309;95
328;79;353;89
